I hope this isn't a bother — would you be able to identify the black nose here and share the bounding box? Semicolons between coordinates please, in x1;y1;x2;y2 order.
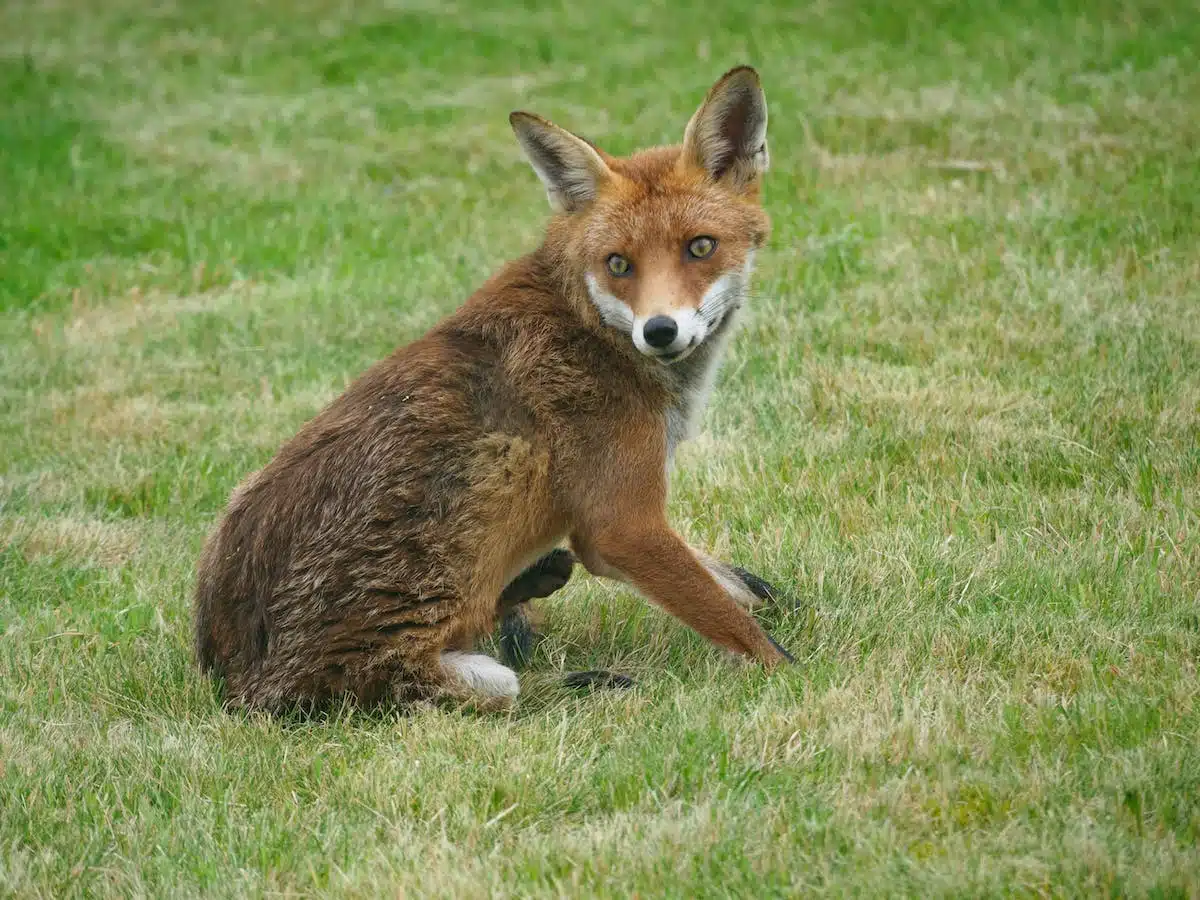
642;316;678;349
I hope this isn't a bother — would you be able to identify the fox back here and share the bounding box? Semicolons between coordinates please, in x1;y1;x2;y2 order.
193;66;788;713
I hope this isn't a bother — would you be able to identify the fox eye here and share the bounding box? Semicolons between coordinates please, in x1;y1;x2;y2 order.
606;254;633;277
686;236;717;259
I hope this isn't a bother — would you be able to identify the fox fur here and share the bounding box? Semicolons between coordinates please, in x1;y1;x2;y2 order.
193;66;790;712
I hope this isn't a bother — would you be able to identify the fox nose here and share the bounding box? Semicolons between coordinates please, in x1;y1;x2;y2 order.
642;316;678;349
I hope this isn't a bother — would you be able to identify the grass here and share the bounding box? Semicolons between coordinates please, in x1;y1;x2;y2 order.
2;0;1198;895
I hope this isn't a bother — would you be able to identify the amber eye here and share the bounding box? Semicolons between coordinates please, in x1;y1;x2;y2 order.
606;254;632;277
687;236;717;259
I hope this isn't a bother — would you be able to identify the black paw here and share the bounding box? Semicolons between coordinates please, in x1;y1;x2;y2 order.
498;605;539;670
562;670;635;692
731;566;785;604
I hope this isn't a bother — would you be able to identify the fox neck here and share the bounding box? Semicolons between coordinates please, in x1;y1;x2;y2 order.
658;304;742;459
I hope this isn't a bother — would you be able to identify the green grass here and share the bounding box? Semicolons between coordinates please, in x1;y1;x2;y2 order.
2;0;1199;895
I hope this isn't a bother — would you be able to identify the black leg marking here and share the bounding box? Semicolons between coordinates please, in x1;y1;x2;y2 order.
563;670;635;692
498;604;538;670
765;633;795;664
499;548;576;609
730;566;784;604
496;549;576;670
730;566;795;663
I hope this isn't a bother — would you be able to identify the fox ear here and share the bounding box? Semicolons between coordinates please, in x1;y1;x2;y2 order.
682;66;769;188
510;112;612;213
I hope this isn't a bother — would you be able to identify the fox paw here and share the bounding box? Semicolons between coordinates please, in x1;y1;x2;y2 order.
498;605;539;670
765;633;796;664
563;670;635;692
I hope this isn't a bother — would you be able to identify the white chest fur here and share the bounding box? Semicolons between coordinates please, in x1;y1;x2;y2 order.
664;250;755;461
664;306;741;461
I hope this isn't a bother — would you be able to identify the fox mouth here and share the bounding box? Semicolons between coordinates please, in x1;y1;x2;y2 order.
652;338;699;365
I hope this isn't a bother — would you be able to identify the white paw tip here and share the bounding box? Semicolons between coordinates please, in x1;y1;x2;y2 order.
441;652;520;699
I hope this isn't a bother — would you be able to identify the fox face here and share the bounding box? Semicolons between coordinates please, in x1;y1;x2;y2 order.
511;67;771;365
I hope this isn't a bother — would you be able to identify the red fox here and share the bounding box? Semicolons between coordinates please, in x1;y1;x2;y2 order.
193;66;791;712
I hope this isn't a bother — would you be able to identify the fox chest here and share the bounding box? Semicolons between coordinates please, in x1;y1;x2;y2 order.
663;332;731;462
665;391;708;461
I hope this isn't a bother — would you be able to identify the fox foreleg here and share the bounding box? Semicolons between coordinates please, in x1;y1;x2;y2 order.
572;524;792;666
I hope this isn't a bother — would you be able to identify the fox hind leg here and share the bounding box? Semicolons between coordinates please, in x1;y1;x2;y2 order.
494;549;634;690
497;548;575;669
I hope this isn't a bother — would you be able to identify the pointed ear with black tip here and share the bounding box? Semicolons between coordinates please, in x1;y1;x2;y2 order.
510;111;613;213
682;66;769;189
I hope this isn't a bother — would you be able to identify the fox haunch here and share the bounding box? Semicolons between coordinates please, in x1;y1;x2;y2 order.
193;66;790;712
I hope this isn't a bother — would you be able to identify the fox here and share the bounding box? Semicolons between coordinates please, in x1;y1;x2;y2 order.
193;66;792;713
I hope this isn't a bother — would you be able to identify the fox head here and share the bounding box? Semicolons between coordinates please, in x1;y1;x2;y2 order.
511;67;770;365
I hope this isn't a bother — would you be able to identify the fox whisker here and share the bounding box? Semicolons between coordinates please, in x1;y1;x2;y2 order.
698;282;745;326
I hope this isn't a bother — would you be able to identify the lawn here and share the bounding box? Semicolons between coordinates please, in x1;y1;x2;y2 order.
2;0;1198;895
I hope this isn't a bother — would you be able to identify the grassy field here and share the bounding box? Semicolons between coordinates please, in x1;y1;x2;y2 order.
2;0;1199;895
